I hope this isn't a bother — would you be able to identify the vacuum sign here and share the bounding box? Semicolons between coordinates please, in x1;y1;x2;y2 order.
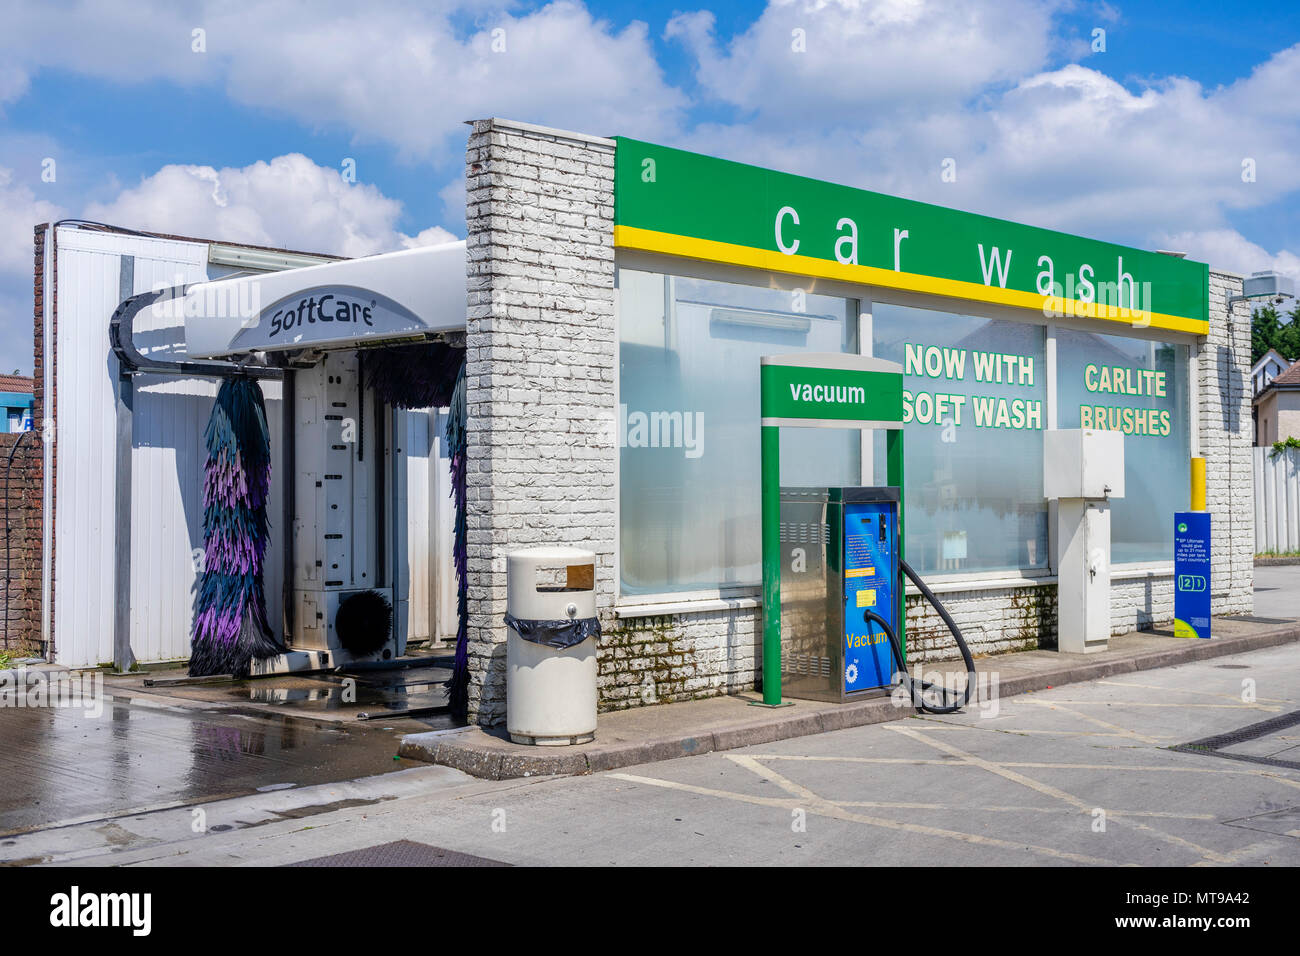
614;138;1209;336
229;285;428;351
761;361;903;425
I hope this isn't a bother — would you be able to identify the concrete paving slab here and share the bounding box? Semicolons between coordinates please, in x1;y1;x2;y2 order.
401;616;1300;780
16;642;1300;868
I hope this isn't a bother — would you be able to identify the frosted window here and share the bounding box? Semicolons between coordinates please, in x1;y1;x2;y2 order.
618;269;859;596
1057;330;1189;563
871;304;1048;575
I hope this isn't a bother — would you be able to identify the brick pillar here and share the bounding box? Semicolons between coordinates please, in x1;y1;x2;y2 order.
1203;270;1254;615
463;119;617;726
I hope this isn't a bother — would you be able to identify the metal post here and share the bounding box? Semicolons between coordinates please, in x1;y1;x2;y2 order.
887;428;906;661
760;423;782;705
113;255;136;674
1190;456;1206;512
112;368;136;673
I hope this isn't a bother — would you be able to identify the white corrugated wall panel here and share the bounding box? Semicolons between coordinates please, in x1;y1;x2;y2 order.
1254;446;1300;554
406;410;432;641
53;228;286;667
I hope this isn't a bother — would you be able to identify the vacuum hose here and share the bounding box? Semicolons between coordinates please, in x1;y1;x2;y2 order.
863;558;976;714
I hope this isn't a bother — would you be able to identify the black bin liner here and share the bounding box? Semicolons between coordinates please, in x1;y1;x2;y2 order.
504;613;601;649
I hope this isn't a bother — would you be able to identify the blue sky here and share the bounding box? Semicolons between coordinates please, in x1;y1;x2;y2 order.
2;0;1299;375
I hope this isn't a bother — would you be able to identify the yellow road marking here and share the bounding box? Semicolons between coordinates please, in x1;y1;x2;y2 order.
1020;699;1164;744
886;724;1238;864
609;764;1120;865
1096;679;1288;707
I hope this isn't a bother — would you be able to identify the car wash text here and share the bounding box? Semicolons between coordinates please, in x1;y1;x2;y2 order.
773;205;1153;322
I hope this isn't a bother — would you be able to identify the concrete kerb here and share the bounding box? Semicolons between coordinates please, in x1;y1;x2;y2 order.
398;619;1300;780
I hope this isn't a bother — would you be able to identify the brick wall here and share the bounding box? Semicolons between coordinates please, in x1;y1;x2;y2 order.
0;431;40;654
2;227;46;657
1203;270;1255;615
463;119;617;725
464;124;1255;717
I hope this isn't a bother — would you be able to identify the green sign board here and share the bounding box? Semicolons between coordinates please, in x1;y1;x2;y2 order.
760;356;904;426
615;138;1209;336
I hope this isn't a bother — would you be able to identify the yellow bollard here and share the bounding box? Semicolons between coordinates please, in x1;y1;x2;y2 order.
1190;456;1206;512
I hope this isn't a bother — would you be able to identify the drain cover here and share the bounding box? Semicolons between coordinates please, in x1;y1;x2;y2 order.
288;839;509;867
1222;614;1296;624
1172;710;1300;772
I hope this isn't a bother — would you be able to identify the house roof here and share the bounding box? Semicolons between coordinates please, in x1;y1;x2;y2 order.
1273;362;1300;388
1253;348;1290;376
1258;360;1300;407
0;374;34;394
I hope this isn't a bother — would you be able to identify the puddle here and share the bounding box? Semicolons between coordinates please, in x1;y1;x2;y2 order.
0;695;444;835
215;668;452;715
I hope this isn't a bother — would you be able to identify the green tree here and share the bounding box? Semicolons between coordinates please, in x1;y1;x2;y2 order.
1252;305;1281;364
1278;302;1300;361
1253;303;1300;364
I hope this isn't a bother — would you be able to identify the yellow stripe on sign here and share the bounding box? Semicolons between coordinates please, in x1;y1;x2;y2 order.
857;589;877;608
614;225;1208;337
845;567;875;578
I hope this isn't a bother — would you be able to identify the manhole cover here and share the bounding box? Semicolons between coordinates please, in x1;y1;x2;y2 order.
1171;710;1300;772
288;839;509;867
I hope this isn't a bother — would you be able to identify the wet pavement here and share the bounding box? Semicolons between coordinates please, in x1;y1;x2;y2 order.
130;660;456;722
0;659;459;836
12;641;1299;868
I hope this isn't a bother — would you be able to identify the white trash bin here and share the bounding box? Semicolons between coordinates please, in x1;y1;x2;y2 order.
505;546;598;746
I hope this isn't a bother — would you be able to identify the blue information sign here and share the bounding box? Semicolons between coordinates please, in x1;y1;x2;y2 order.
1174;511;1211;639
842;501;897;692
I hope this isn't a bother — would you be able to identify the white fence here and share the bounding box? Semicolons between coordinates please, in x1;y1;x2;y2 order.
1254;447;1300;554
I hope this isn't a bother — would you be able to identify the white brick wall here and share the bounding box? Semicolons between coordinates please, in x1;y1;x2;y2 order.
1202;271;1255;616
463;121;1254;718
464;119;617;725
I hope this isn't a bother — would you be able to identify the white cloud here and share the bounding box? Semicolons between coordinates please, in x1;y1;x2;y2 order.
0;168;65;376
4;0;1299;282
401;224;459;249
667;2;1300;273
1158;229;1300;281
0;0;686;160
83;154;438;257
0;0;211;106
0;167;65;274
667;0;1059;125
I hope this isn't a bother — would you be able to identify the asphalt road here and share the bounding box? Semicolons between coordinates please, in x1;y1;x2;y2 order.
3;565;1296;867
7;640;1300;867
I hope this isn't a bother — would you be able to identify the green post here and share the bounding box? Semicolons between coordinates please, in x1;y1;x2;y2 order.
761;423;782;705
887;428;906;661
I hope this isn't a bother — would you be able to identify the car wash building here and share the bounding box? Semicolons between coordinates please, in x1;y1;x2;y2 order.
23;118;1253;727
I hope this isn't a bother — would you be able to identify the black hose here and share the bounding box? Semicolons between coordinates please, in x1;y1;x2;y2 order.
862;558;976;714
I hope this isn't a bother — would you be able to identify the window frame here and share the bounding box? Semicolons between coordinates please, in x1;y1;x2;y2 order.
613;250;1199;615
